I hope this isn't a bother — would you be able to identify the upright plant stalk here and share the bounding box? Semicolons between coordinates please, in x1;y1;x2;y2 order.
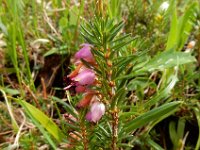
80;111;88;150
111;107;119;150
81;123;88;150
73;0;84;47
104;47;119;149
79;5;135;148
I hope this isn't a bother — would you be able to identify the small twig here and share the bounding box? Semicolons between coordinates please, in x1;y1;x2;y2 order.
47;65;60;88
0;89;19;130
43;9;61;39
0;130;13;136
11;110;26;149
41;77;47;99
5;73;16;89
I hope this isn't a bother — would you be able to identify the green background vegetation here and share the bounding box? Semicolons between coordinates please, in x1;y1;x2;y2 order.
0;0;200;149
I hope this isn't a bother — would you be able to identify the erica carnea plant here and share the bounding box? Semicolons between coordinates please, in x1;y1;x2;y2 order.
63;11;196;149
1;0;200;150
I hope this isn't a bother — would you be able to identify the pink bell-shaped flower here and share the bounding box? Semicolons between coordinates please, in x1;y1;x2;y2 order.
86;101;105;123
75;44;94;62
72;69;95;85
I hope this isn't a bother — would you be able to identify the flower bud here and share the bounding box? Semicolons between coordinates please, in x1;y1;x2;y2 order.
86;101;105;123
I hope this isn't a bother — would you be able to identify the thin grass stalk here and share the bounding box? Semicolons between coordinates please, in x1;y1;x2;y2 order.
72;0;85;48
18;25;36;92
31;0;39;37
7;0;35;92
8;23;24;96
0;89;19;131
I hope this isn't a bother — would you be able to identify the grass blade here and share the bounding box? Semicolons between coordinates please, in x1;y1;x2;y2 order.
18;100;65;142
125;101;181;133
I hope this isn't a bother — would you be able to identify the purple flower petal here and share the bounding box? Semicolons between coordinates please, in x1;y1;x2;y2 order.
72;69;95;85
86;101;105;123
75;44;94;62
85;112;92;121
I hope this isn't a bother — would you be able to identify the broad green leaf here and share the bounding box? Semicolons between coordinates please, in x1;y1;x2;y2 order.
166;1;178;50
118;50;195;80
25;113;57;149
125;101;181;133
19;100;65;142
139;50;196;72
166;1;198;51
177;2;198;50
120;112;140;121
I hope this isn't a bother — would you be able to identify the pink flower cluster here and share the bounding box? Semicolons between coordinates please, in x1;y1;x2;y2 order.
65;44;105;123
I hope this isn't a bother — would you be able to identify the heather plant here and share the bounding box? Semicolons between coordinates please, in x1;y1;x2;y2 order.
59;1;198;149
0;0;200;150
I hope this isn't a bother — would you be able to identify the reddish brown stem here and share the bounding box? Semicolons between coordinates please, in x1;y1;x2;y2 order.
81;124;88;150
112;108;119;150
